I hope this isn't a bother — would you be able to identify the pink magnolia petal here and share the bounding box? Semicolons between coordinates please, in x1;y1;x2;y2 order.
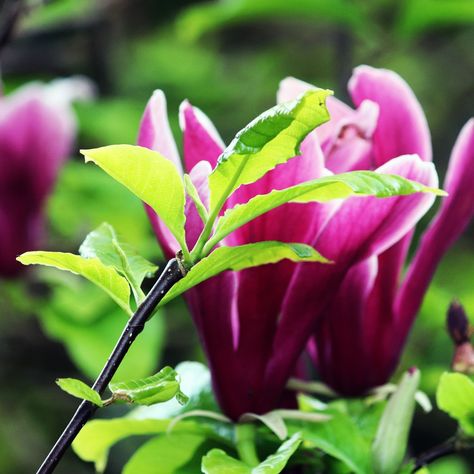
277;76;354;147
396;119;474;335
184;160;212;249
323;100;379;173
137;90;182;173
349;65;432;165
315;256;378;394
263;154;437;404
179;100;224;172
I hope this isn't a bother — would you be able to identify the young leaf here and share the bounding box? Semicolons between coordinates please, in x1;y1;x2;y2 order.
208;89;332;211
160;242;329;306
56;378;103;407
372;368;420;474
123;433;208;474
109;366;188;406
17;251;132;315
205;171;443;251
436;372;474;435
79;222;157;302
81;145;188;254
73;418;199;472
201;432;302;473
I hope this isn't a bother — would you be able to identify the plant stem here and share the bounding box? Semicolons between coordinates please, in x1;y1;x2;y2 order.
413;434;474;471
35;258;185;474
235;423;260;467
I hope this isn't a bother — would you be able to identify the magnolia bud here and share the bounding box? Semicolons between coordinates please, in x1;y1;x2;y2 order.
447;300;470;345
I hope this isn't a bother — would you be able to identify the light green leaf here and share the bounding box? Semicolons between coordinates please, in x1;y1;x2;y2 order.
124;433;208;474
372;369;420;474
240;412;288;440
81;145;187;253
206;170;444;251
161;242;328;306
17;251;132;315
79;222;157;302
72;418;199;473
109;366;188;406
201;433;302;474
436;372;474;435
208;89;332;211
255;432;302;473
56;378;103;407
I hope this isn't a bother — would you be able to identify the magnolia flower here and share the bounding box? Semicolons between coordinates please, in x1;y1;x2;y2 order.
0;77;94;277
278;67;474;396
138;65;444;418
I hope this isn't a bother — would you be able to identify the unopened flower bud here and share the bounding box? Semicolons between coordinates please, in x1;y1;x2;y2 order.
447;300;470;345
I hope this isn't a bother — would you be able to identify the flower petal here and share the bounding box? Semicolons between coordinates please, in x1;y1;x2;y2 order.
349;65;432;165
263;154;437;404
137;90;182;173
396;119;474;335
179;100;224;172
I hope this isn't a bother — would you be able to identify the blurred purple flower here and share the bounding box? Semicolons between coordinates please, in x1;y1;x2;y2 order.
0;77;94;278
279;67;474;396
137;65;455;418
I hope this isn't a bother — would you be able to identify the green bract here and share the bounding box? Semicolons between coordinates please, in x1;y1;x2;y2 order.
208;89;332;211
372;369;420;474
109;366;188;406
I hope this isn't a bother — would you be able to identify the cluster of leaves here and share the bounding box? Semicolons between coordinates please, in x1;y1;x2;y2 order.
63;362;431;474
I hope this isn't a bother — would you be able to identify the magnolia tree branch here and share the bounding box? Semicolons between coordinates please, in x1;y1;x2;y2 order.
36;258;185;474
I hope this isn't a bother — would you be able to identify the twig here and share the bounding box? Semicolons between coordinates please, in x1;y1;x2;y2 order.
413;434;474;471
36;258;185;474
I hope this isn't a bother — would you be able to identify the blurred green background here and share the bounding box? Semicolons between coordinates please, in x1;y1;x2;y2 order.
0;0;472;472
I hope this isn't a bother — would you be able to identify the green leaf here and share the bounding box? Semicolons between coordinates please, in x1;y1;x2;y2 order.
72;418;199;472
206;170;443;251
208;89;332;211
161;242;328;306
56;378;103;407
79;222;157;302
17;251;132;315
109;366;188;406
201;433;302;474
81;145;188;253
289;413;372;474
436;372;474;435
372;369;420;474
124;433;208;474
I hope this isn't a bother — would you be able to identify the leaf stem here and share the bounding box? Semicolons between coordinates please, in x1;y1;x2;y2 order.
35;258;185;474
235;423;260;467
191;159;247;262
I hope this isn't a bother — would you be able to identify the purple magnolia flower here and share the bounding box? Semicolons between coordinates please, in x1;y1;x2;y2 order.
137;65;456;418
0;78;93;278
278;67;474;396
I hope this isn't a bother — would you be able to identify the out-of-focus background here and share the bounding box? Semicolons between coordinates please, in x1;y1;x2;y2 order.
0;0;472;472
